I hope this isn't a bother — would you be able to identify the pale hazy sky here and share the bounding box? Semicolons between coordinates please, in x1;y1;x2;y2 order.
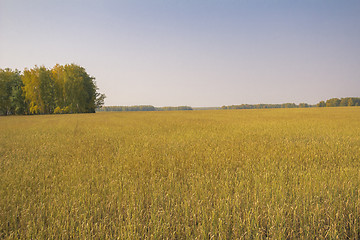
1;0;359;107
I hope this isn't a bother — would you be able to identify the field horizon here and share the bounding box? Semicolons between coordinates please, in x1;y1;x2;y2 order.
1;107;360;239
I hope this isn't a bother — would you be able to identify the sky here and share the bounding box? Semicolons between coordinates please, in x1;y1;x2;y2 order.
1;0;359;107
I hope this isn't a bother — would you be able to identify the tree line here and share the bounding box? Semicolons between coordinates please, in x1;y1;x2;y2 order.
222;97;359;110
221;103;311;110
157;106;193;111
316;97;360;107
0;64;105;116
97;105;193;112
98;105;156;112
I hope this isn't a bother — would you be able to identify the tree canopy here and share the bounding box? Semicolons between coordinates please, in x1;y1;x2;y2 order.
0;64;105;115
322;97;360;107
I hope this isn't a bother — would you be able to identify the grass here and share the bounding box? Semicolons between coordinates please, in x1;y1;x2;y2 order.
1;107;360;239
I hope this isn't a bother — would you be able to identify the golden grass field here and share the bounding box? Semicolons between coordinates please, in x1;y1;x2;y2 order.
1;108;360;239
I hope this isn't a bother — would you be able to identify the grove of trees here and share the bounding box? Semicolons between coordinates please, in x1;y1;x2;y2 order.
318;97;360;107
0;64;105;116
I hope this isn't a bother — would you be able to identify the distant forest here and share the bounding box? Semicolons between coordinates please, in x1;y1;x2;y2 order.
97;97;359;113
1;66;358;116
222;97;360;110
0;65;105;116
97;106;193;112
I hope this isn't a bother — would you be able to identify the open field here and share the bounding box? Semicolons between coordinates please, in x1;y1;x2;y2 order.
1;108;360;239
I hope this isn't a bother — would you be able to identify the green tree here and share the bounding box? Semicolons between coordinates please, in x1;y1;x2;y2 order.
39;67;55;114
57;64;105;113
0;69;14;115
52;64;66;110
0;68;24;115
282;103;297;108
10;75;26;115
299;103;309;108
317;101;326;107
95;92;106;109
340;98;348;106
22;66;55;114
22;67;40;114
64;64;90;113
326;98;341;107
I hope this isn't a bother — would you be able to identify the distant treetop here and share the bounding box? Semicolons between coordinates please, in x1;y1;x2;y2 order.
97;105;193;112
221;97;360;110
319;97;360;107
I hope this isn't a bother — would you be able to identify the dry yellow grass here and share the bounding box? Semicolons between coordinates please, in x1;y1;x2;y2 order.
1;107;360;239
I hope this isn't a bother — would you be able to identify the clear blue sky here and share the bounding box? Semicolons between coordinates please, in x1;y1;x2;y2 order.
1;0;359;107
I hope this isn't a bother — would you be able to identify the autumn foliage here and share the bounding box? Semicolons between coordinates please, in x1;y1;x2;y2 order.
0;64;105;115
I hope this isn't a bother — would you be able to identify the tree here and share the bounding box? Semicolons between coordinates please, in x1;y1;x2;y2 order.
10;74;26;115
22;66;54;114
52;64;66;110
0;68;24;115
39;66;55;114
0;69;14;115
282;103;297;108
340;98;348;106
62;64;97;113
317;101;326;107
95;92;106;109
51;64;105;113
299;103;309;108
326;98;340;107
